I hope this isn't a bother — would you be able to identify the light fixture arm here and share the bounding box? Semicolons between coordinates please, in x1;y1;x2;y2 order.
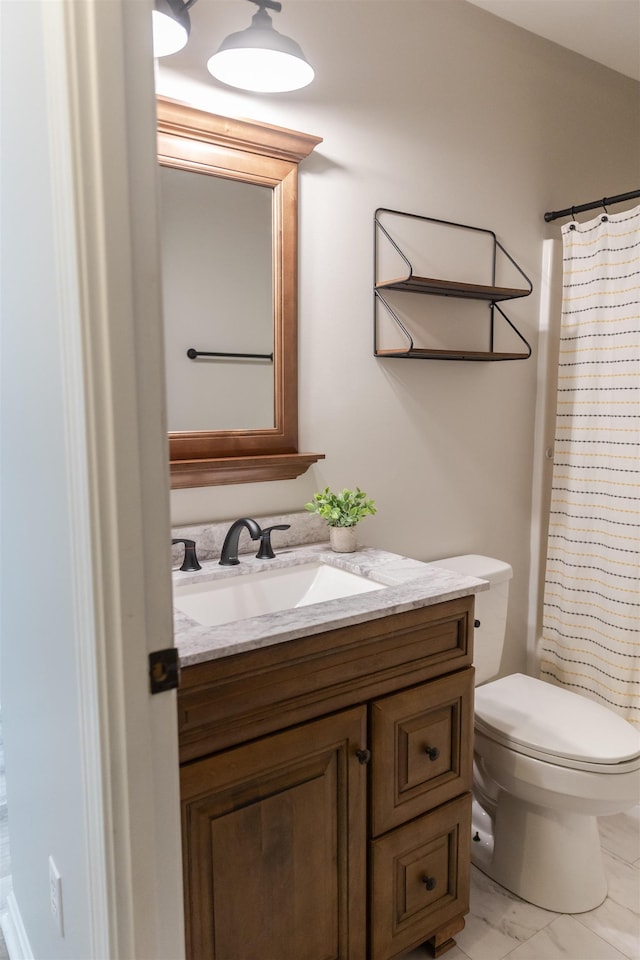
163;0;198;18
248;0;282;11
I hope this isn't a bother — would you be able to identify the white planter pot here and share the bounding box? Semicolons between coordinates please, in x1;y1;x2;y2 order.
329;526;358;553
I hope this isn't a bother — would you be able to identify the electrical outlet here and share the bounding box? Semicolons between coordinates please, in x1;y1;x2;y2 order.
48;856;64;937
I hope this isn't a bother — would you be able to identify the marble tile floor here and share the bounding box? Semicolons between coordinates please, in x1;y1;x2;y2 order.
402;807;640;960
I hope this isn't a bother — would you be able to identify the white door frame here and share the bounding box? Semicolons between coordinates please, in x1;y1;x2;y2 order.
53;1;184;955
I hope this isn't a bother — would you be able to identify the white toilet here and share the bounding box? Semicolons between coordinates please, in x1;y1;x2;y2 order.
426;554;640;914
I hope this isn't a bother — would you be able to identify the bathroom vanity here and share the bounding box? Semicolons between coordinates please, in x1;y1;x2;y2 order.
173;542;485;959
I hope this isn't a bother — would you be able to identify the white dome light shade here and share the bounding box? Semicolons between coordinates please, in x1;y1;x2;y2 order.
207;5;314;93
208;47;314;93
152;0;191;58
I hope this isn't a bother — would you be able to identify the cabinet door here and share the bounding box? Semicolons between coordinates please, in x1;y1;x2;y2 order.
181;707;368;960
371;670;473;836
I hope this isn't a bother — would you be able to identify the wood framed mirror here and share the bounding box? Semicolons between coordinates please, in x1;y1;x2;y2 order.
157;96;324;487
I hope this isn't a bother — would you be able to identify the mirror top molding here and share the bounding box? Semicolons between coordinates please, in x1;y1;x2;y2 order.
157;96;324;488
157;96;323;165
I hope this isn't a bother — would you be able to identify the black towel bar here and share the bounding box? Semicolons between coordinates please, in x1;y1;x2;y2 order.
187;347;273;361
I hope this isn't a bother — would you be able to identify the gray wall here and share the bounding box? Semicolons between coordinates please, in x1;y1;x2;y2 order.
158;0;640;680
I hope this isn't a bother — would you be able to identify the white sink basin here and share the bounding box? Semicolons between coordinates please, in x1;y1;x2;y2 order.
173;561;384;627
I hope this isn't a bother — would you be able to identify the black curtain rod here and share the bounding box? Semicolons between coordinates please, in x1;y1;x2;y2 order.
544;188;640;223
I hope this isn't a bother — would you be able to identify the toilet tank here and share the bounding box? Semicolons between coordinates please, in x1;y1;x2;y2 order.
425;555;513;685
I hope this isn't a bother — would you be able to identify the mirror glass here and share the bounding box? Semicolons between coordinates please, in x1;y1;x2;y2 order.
157;96;323;488
160;166;275;432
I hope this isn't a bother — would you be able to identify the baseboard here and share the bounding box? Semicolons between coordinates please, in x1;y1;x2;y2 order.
1;891;34;960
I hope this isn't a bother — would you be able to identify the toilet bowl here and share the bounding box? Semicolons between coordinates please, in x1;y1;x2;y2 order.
473;673;640;912
426;555;640;914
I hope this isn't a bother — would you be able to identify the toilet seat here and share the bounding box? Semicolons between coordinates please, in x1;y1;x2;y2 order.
475;674;640;774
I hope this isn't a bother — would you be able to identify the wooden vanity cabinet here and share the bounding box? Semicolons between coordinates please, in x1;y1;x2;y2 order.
178;595;475;960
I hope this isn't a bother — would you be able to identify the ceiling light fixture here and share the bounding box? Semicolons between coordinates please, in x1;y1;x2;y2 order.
207;0;314;93
152;0;198;58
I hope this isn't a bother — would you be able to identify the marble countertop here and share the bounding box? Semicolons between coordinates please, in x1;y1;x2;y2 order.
173;542;488;667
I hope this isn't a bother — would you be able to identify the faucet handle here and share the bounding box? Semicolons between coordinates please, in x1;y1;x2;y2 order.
255;524;290;560
172;538;202;571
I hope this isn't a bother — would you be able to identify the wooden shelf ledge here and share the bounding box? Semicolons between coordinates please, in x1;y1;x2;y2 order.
375;276;531;301
170;452;325;488
375;348;530;361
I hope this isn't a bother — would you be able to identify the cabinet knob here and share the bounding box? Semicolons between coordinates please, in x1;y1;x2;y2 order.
423;875;437;891
424;745;440;761
355;748;371;765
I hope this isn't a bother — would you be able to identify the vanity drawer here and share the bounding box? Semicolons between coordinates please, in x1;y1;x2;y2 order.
370;793;471;960
370;669;473;836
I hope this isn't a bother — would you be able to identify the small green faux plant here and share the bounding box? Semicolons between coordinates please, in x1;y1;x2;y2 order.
305;486;377;528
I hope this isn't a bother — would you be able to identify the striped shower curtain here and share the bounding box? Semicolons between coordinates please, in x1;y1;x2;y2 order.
540;204;640;727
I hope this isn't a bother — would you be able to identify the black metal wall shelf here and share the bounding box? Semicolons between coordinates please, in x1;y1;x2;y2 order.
374;209;533;361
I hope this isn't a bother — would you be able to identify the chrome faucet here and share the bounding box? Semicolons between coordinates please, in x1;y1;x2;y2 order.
219;518;263;566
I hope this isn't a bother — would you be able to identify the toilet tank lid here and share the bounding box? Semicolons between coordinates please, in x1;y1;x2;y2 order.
427;555;513;585
475;674;640;765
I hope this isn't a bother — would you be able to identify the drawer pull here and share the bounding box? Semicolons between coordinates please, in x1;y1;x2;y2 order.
355;748;371;765
424;745;440;761
423;875;437;891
